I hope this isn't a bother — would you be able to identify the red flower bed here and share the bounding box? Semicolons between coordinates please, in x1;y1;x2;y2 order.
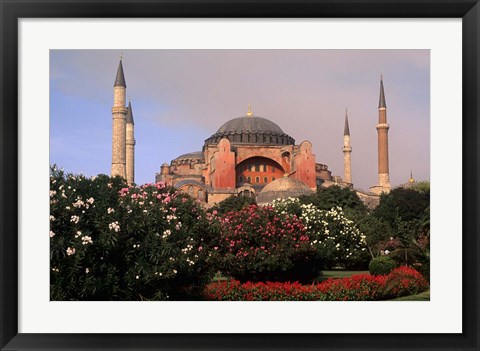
204;266;429;301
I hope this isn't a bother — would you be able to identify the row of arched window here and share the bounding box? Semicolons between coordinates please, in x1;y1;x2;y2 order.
238;176;276;184
239;163;275;173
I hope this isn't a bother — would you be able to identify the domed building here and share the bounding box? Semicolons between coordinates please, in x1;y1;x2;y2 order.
155;105;334;205
110;59;392;207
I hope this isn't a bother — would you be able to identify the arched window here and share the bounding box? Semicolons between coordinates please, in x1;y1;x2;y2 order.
247;176;252;183
264;177;268;183
255;176;260;183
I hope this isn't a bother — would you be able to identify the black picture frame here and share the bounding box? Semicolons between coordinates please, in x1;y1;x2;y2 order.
1;0;478;350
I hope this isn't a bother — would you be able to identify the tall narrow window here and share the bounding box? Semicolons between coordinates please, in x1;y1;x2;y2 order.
263;177;268;183
255;163;260;172
255;176;260;183
247;176;252;183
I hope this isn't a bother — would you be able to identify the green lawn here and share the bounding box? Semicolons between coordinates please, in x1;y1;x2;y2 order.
391;289;430;301
320;270;369;279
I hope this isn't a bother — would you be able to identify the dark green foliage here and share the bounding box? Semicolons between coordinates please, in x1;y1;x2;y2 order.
299;185;367;219
210;195;256;215
369;256;396;276
374;187;429;226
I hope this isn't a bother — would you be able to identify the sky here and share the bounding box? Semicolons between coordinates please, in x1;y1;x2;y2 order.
50;50;430;192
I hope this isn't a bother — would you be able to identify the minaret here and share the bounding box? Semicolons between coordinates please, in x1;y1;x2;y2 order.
126;99;135;184
111;57;128;179
371;75;391;194
342;109;352;185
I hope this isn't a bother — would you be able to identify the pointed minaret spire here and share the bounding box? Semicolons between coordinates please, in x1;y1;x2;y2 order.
379;74;386;109
246;104;253;117
114;56;127;87
344;108;350;136
126;99;134;125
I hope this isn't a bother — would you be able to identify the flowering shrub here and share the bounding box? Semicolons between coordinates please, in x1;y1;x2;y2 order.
50;167;220;300
204;266;428;301
272;198;368;269
217;204;322;282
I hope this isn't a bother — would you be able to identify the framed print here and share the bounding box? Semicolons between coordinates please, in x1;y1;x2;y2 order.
1;0;479;350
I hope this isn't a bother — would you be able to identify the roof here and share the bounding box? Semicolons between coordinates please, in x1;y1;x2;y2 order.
379;78;386;108
114;59;126;87
256;176;314;205
217;116;284;135
204;115;295;147
344;111;350;136
174;151;204;160
126;101;134;124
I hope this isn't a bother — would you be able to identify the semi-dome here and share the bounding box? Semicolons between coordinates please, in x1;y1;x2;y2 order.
204;114;295;147
256;175;314;205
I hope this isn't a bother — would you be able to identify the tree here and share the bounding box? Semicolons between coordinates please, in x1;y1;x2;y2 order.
373;187;429;226
299;185;368;219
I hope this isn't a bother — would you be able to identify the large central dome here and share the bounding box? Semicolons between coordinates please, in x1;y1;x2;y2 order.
217;116;285;135
204;114;295;147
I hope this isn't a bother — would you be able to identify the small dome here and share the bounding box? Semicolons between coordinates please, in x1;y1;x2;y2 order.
204;115;295;147
174;151;204;161
256;176;314;205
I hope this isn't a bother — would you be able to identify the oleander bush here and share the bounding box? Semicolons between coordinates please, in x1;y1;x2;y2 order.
204;266;428;301
368;256;396;276
50;167;220;301
217;204;322;283
272;198;369;269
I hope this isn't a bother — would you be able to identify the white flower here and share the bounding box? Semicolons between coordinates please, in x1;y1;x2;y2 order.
109;221;120;232
66;247;75;256
135;275;140;279
49;231;55;238
73;199;85;208
70;215;80;224
107;208;115;214
81;236;93;245
49;190;56;197
86;197;94;204
173;270;177;274
49;215;55;221
75;230;82;238
85;268;90;273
